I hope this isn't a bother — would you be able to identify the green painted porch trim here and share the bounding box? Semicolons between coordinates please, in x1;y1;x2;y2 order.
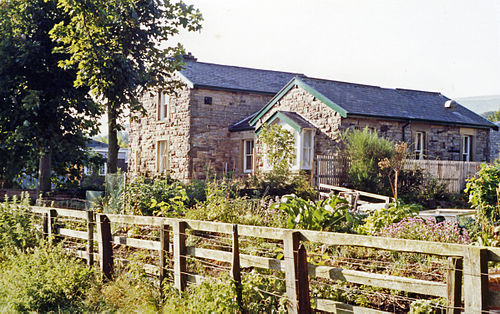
255;111;302;135
249;77;348;127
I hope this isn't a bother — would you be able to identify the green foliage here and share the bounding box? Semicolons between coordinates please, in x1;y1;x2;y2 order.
0;194;39;256
185;180;251;223
0;244;96;312
123;175;193;216
163;276;240;313
50;0;202;173
343;128;394;193
259;123;295;179
242;270;287;313
358;202;422;235
272;194;359;232
488;109;500;122
409;299;446;314
465;162;500;221
0;0;101;187
245;172;317;199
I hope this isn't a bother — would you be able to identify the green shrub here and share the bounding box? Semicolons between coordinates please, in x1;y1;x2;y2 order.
0;244;96;312
185;180;257;224
162;276;240;313
124;175;190;216
0;194;39;255
358;202;422;235
465;162;500;221
271;194;359;232
343;127;394;193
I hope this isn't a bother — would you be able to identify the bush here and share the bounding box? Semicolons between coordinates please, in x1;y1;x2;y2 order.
465;162;500;221
185;180;261;224
358;202;422;235
162;276;240;313
0;244;96;312
271;194;359;232
124;175;191;216
343;128;394;193
0;194;39;255
378;217;471;244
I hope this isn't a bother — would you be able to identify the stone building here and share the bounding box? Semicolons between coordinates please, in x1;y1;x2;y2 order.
129;55;497;181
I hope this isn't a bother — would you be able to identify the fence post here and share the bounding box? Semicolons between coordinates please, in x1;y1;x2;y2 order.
284;230;300;314
47;209;57;242
231;224;243;309
42;212;49;238
463;247;488;312
87;210;94;266
97;214;113;280
159;223;170;295
446;257;463;314
297;244;311;314
173;220;187;291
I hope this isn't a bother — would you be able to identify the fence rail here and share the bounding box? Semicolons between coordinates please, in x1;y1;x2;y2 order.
316;155;483;193
27;206;500;313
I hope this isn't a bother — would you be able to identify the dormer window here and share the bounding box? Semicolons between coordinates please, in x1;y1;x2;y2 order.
157;91;169;121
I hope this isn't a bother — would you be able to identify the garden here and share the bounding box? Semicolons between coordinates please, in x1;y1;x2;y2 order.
1;127;499;313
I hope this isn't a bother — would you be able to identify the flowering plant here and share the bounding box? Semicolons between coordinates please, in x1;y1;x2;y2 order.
378;217;471;244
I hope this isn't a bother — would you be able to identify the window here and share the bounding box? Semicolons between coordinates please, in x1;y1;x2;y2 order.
98;163;107;176
204;97;212;105
84;163;106;175
462;135;472;161
243;140;254;173
157;140;169;173
157;91;169;120
302;129;313;169
415;132;425;160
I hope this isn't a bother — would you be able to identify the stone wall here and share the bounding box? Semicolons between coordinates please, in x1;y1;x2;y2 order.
128;85;192;181
189;88;272;179
129;85;273;181
252;84;491;173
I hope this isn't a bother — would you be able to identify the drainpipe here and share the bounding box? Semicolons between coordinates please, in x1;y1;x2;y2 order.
402;120;411;142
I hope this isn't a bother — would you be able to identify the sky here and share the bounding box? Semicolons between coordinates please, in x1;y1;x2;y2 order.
172;0;500;101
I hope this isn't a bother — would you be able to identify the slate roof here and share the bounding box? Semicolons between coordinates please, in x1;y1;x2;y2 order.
278;111;316;129
299;77;496;129
180;60;305;94
229;113;256;132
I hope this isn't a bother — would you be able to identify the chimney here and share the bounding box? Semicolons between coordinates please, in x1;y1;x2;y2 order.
183;52;197;62
444;100;457;110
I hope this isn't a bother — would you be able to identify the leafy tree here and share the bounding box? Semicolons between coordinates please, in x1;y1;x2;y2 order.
488;109;500;122
0;0;100;193
50;0;203;173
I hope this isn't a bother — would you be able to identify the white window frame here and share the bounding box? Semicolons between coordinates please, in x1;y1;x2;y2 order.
462;135;472;161
157;91;169;121
300;129;314;170
98;163;107;176
243;139;254;173
157;140;169;173
415;131;425;160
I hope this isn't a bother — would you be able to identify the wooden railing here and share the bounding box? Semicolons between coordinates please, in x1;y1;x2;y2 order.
28;206;499;313
316;155;484;193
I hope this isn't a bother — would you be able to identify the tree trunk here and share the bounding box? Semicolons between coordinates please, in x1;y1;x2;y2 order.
107;105;118;174
37;147;52;196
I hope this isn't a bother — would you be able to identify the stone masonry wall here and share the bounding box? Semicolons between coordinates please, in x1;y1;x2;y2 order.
253;85;343;170
128;85;192;181
252;85;491;172
189;88;272;179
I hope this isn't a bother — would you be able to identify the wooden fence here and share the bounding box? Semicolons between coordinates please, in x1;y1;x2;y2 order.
28;205;500;313
316;155;483;193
